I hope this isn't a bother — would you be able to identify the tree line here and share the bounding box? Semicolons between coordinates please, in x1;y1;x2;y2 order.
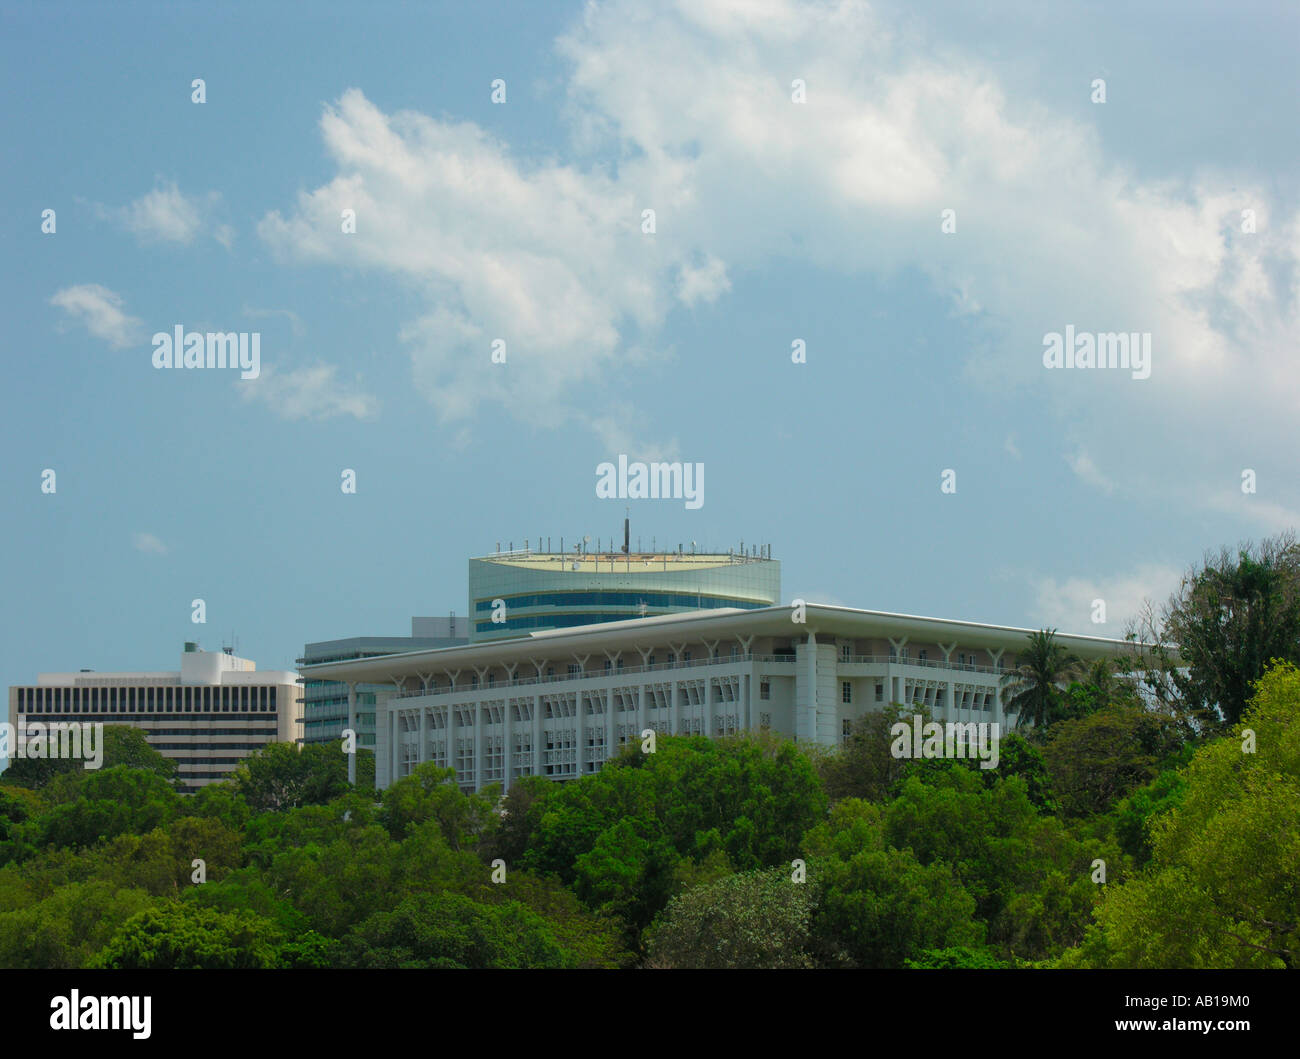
1;533;1297;968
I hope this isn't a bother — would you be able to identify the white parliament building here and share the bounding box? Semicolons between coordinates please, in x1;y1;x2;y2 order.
300;603;1133;793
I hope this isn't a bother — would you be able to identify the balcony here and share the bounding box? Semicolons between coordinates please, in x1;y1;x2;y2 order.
839;654;1008;675
391;651;795;699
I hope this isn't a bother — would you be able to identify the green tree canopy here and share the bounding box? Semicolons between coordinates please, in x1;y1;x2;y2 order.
2;725;179;790
230;741;351;811
93;902;286;969
1063;661;1300;968
1128;533;1300;729
645;867;816;968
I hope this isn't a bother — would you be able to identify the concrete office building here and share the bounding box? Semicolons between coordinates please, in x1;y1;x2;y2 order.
7;643;301;792
468;531;780;643
299;603;1137;794
299;616;468;747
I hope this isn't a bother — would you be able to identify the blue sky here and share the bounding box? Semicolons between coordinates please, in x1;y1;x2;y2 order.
2;0;1297;686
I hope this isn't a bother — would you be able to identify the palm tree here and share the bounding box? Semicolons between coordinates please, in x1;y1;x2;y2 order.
1085;656;1116;705
1000;629;1081;731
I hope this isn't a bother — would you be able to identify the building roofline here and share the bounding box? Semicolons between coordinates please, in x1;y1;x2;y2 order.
300;602;1158;680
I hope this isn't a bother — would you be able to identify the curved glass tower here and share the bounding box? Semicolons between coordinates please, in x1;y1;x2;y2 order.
469;543;780;643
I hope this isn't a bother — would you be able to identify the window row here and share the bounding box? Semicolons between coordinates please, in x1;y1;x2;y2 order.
17;685;281;713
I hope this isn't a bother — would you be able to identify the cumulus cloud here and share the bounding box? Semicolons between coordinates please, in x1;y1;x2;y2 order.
256;0;1299;520
677;255;731;307
587;408;680;461
1029;562;1184;634
102;181;227;245
259;89;665;427
49;284;142;349
239;363;379;421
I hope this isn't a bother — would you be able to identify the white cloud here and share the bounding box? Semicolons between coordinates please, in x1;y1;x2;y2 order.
1202;488;1300;534
1066;450;1115;494
677;255;732;307
132;532;168;555
105;181;226;245
49;284;142;349
256;0;1299;518
239;363;379;421
1029;562;1184;634
555;0;1299;516
259;89;665;429
586;409;680;461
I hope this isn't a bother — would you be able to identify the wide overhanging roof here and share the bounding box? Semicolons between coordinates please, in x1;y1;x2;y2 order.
300;603;1151;681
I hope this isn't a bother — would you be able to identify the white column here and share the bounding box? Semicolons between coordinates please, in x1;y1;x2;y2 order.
373;692;388;791
987;648;1006;728
390;708;401;783
605;687;616;764
703;674;714;738
473;702;482;792
887;636;908;707
447;701;458;785
532;692;543;779
503;699;514;793
346;683;357;785
418;705;428;767
805;630;818;742
671;680;680;735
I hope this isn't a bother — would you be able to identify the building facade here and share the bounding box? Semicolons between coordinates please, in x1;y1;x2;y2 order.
299;616;469;747
298;604;1137;794
7;643;301;793
468;541;779;643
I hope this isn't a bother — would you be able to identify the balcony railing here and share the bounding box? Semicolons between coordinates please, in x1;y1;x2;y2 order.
838;654;1008;675
388;650;1006;699
392;652;792;698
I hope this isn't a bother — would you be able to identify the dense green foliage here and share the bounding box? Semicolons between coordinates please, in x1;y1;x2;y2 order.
1125;532;1300;732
